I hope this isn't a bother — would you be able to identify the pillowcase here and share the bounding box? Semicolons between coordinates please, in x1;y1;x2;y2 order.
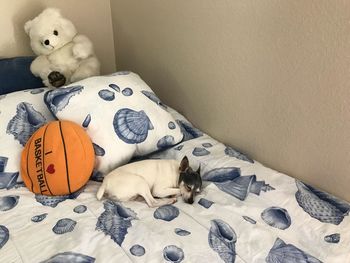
0;57;43;95
44;72;184;174
0;87;54;188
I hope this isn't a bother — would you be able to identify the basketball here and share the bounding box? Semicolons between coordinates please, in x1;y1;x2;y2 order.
21;120;95;196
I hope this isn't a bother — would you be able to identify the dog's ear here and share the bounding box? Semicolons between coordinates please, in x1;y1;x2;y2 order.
197;165;201;174
179;156;189;172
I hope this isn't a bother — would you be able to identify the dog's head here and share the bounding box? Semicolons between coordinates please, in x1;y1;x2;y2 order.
178;156;202;204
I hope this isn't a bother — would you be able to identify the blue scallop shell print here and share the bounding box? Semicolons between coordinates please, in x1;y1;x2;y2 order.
130;244;145;257
176;120;203;141
192;147;210;157
31;213;48;223
44;85;83;114
30;88;45;94
6;102;46;146
175;228;191;236
141;90;167;109
122;87;133;96
202;167;241;183
324;233;340;244
198;198;214;209
93;143;105;156
82;114;91;128
202;143;213;148
154;205;179;222
52;218;77;234
98;89;115;101
113;108;154;144
225;146;254;163
163;245;184;263
0;157;19;190
0;195;19;211
96;200;137;246
242;216;256;224
295;180;350;225
261;207;291;230
0;156;7;173
0;225;9;249
157;135;176;149
35;189;82;207
74;205;87;214
266;238;321;263
168;121;176;129
208;219;237;263
109;83;120;92
40;252;95;263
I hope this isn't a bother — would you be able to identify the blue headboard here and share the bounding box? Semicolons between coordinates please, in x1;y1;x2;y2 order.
0;56;43;95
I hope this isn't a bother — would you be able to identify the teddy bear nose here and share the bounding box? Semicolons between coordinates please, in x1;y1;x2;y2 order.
44;39;50;45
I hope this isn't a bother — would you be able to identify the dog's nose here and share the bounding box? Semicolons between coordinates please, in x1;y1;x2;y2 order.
187;198;194;204
44;39;50;45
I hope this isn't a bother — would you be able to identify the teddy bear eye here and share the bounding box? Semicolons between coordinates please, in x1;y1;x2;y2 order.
53;30;58;36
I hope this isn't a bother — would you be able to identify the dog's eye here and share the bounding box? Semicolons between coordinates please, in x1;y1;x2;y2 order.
185;185;191;191
53;30;58;36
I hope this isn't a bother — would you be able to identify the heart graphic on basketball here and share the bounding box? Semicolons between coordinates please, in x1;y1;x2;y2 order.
46;164;55;174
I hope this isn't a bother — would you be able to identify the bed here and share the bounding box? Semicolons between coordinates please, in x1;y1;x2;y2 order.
0;64;349;263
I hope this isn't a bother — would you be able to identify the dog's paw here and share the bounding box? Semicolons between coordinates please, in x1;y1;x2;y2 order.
48;71;66;88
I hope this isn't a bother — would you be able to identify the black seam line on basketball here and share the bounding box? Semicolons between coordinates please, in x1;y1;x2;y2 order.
59;121;71;194
26;134;35;192
42;124;53;195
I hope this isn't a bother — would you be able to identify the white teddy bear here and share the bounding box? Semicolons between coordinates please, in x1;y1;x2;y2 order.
24;8;100;87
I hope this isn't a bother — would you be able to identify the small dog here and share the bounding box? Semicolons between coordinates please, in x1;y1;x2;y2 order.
96;156;202;207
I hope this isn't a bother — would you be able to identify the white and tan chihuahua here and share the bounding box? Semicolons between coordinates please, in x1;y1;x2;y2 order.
96;156;202;207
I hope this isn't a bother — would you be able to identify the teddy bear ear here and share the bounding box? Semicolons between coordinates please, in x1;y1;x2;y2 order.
24;20;32;34
41;7;62;18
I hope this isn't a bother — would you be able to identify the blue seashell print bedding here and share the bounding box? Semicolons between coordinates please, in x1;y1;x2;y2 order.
0;76;349;262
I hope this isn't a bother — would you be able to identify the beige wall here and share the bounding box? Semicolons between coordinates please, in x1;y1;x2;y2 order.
111;1;350;201
0;0;116;74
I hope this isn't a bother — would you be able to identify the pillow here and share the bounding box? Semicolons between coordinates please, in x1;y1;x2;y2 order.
0;87;54;188
0;57;43;95
44;72;184;174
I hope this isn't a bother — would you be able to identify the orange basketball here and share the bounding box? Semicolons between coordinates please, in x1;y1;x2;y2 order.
21;120;95;196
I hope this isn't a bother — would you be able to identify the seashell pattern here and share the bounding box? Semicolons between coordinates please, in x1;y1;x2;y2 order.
202;143;213;148
198;198;214;209
208;219;237;263
168;121;176;129
157;135;176;149
175;228;191;236
174;145;183;151
130;244;145;257
6;102;46;146
35;189;83;207
261;207;291;230
113;108;154;144
52;218;77;234
74;205;87;214
0;172;19;190
31;213;48;223
111;71;131;76
192;147;210;157
154;205;179;222
96;200;137;246
30;88;45;94
0;156;8;172
109;84;120;92
40;252;95;263
141;90;167;109
93;143;105;156
224;146;254;163
44;85;83;114
176;120;203;141
203;168;274;201
0;195;19;211
163;245;184;263
122;88;133;96
82;114;91;128
324;233;340;244
242;216;256;224
98;89;115;101
266;238;321;263
0;225;9;249
90;170;104;182
295;180;350;225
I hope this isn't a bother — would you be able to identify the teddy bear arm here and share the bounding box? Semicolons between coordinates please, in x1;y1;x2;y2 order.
30;56;52;78
72;35;94;60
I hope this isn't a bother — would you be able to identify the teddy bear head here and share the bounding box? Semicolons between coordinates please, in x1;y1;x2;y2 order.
24;8;77;55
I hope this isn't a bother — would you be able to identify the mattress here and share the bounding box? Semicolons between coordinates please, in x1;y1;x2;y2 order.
0;108;349;263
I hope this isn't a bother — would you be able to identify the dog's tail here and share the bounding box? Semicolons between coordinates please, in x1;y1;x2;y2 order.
96;181;106;200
